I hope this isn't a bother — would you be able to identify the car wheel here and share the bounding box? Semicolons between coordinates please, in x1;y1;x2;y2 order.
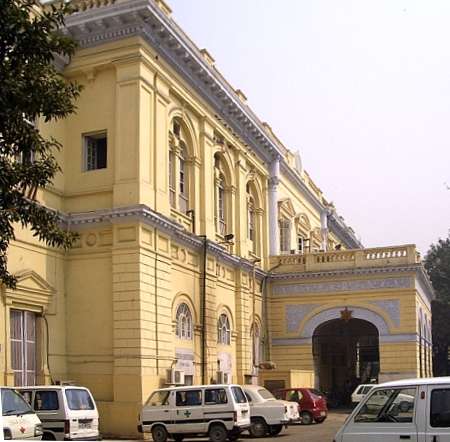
314;417;326;424
42;433;56;441
249;417;268;437
152;425;168;442
209;424;228;442
268;424;283;436
172;434;184;442
301;411;313;425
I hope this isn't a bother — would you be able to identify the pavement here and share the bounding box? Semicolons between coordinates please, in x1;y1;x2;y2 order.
107;410;350;442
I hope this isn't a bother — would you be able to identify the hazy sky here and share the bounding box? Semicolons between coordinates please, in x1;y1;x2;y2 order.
168;0;450;255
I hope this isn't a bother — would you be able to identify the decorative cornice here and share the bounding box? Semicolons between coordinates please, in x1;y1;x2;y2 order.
63;204;266;279
63;0;360;249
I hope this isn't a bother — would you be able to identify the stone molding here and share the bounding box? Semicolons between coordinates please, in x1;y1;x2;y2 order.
63;0;359;249
62;204;266;279
272;333;420;346
272;277;413;296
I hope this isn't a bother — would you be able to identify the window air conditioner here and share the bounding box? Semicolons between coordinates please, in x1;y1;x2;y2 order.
166;369;185;385
216;371;225;384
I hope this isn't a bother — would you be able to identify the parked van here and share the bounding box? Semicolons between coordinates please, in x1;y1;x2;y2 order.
18;385;100;441
334;377;450;442
139;384;250;442
1;387;43;440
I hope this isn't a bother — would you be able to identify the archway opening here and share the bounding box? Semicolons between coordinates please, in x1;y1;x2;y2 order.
312;318;379;406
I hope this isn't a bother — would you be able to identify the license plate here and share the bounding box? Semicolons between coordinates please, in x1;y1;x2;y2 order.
320;411;326;416
79;422;91;429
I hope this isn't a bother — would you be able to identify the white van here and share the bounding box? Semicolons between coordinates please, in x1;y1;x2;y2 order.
139;384;250;442
18;385;100;441
334;377;450;442
1;387;43;440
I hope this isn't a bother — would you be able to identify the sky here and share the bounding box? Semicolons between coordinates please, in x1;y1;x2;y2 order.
167;0;450;255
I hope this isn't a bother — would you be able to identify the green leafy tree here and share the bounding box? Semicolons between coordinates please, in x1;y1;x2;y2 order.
0;0;81;288
425;234;450;304
425;233;450;375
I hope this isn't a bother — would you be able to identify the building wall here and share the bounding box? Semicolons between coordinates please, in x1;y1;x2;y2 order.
0;0;433;438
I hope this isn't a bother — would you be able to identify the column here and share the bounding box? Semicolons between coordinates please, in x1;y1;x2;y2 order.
268;156;280;256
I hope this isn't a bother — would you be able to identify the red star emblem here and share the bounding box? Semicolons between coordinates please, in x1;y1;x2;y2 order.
20;426;26;434
340;307;353;322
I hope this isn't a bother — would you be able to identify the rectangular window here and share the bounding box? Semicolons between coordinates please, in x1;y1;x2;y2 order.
84;132;107;171
297;235;304;253
205;388;228;405
35;391;59;411
65;389;94;411
10;310;36;387
354;387;416;423
176;390;202;407
431;388;450;427
279;219;291;253
231;386;247;404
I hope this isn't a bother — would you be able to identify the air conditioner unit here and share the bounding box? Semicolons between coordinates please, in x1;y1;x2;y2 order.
216;371;225;384
166;369;185;385
216;371;231;384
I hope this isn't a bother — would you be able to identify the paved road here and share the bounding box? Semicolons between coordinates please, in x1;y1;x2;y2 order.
241;411;349;442
113;411;350;442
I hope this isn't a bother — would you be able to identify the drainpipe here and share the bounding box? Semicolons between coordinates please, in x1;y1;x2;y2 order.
199;235;208;384
261;261;283;363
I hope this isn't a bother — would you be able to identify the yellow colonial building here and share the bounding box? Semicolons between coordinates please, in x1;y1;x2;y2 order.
0;0;434;437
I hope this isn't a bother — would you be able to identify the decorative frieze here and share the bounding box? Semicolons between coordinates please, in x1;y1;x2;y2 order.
272;277;412;297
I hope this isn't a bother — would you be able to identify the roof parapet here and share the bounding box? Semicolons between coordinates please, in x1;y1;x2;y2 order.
200;48;215;66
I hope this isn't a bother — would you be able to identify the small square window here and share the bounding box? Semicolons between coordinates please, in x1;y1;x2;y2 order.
84;132;107;171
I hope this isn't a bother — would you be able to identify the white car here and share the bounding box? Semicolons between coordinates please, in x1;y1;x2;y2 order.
1;387;43;440
351;384;377;406
139;384;250;442
334;377;450;442
18;385;100;441
242;385;300;437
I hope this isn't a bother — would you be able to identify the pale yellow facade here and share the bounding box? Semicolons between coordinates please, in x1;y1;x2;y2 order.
0;0;433;437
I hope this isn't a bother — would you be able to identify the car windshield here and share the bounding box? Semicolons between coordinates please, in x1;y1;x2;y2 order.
65;389;94;410
146;391;170;406
2;388;34;416
258;388;275;400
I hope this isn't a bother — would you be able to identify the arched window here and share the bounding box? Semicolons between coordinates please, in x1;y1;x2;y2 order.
179;142;188;213
214;154;229;236
169;119;191;214
176;303;193;340
217;313;231;345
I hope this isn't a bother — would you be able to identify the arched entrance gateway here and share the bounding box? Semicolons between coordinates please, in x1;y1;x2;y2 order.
312;315;380;406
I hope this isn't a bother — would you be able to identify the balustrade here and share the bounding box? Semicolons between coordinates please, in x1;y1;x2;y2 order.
270;244;419;273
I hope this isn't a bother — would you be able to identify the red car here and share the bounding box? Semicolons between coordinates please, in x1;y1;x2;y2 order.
275;388;328;425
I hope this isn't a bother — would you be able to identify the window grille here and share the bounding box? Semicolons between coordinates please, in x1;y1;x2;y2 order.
176;303;193;340
10;310;36;386
217;313;231;345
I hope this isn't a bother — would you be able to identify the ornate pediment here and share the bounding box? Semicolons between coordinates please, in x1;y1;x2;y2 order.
4;269;55;312
278;198;296;219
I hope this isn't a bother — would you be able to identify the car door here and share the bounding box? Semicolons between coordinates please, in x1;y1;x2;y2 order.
174;389;205;433
425;384;450;442
342;386;418;442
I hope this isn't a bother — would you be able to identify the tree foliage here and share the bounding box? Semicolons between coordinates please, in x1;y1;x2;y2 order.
425;233;450;304
0;0;81;288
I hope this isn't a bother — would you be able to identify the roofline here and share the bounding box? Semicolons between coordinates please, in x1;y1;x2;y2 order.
64;0;361;249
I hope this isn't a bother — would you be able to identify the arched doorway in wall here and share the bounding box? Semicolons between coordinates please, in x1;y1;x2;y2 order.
312;318;379;406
